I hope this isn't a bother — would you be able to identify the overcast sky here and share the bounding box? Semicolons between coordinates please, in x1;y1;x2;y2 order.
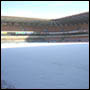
1;1;89;19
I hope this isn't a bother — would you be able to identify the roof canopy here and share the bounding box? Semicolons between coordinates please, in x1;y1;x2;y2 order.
1;12;89;26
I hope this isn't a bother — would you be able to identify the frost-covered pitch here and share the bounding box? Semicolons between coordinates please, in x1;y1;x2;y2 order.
1;43;89;89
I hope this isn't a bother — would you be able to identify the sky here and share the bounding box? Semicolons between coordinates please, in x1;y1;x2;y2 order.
1;1;89;19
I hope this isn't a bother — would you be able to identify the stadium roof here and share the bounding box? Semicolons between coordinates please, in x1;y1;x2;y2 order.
1;12;89;26
51;12;89;25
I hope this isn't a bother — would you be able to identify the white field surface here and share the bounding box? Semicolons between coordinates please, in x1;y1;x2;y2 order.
1;42;89;48
1;42;89;89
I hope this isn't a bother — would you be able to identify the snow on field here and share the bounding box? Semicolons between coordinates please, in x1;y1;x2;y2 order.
1;43;89;89
1;42;89;48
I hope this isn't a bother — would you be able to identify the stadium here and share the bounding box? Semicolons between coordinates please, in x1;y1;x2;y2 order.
1;1;89;89
1;12;89;42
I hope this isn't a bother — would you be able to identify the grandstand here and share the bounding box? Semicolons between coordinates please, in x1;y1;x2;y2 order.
1;12;89;42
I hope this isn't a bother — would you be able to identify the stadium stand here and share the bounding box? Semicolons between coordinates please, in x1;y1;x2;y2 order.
1;12;89;42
